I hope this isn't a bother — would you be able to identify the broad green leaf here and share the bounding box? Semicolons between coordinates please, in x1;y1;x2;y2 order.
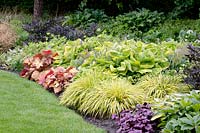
110;65;117;72
130;60;140;67
96;58;113;65
137;69;152;74
121;49;131;57
140;64;154;69
180;124;194;131
117;66;126;72
124;60;133;72
179;117;193;126
109;50;120;57
191;104;200;112
180;99;192;108
193;114;200;124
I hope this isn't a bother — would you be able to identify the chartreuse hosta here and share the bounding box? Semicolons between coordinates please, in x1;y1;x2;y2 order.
53;37;184;82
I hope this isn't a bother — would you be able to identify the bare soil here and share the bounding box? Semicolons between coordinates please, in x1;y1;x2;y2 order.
84;116;118;133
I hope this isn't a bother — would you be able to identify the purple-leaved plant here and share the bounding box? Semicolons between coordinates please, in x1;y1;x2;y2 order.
112;103;158;133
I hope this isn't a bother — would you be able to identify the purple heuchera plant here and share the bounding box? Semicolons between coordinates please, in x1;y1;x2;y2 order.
112;103;158;133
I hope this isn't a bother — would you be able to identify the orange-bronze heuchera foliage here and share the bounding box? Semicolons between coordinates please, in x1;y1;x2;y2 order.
20;50;78;94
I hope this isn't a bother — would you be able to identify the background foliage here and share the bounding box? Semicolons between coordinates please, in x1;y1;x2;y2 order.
1;0;200;18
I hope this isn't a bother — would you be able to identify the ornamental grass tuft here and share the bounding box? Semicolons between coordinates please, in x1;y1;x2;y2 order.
135;74;189;99
78;78;144;118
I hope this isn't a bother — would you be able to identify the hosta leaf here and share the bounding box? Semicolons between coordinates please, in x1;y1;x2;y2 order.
117;66;126;72
130;53;136;61
180;99;192;108
109;50;120;57
96;58;114;65
140;64;154;69
130;60;140;67
124;60;133;72
110;65;117;72
191;104;200;112
139;58;155;68
117;62;127;72
152;68;163;74
193;114;200;124
179;117;193;126
137;69;152;74
180;124;194;131
165;119;179;129
121;49;131;57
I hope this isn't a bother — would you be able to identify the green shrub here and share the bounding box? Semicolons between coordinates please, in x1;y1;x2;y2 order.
102;8;164;38
178;29;199;42
135;74;189;99
9;19;29;46
144;19;200;42
152;91;200;132
64;8;108;29
170;0;199;19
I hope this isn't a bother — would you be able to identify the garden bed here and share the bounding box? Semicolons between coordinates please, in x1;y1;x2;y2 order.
0;5;200;132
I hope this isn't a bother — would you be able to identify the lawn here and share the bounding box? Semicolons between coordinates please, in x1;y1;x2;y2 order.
0;70;105;133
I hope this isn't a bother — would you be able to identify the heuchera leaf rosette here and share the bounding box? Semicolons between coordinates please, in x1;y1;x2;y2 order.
112;103;158;133
20;50;58;79
20;50;78;94
38;66;78;94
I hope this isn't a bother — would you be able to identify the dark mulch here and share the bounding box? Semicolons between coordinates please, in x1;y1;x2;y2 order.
84;116;118;133
0;67;119;133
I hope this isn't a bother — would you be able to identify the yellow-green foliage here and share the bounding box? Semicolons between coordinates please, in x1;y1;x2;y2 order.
60;68;115;108
78;78;144;118
60;68;144;118
135;74;189;99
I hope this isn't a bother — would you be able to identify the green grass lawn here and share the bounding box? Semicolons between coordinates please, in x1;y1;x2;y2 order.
0;70;105;133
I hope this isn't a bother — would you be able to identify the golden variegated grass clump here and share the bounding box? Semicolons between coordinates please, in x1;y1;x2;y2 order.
0;23;17;53
60;68;115;109
60;68;144;118
135;74;189;99
78;78;144;118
